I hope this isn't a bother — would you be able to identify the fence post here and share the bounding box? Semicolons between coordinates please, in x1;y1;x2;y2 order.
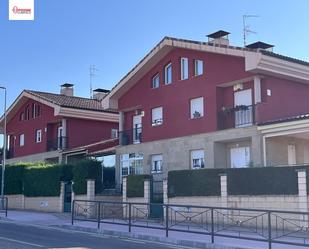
122;177;127;203
268;211;272;249
97;202;101;229
296;169;308;228
144;178;150;204
71;200;75;226
129;202;132;233
59;181;65;213
211;208;214;243
87;179;95;201
219;173;228;208
5;197;8;217
165;204;169;237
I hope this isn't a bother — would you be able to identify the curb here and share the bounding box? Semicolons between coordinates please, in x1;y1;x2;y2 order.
57;224;248;249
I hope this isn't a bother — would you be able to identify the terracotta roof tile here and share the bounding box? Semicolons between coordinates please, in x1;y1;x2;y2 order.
26;90;117;113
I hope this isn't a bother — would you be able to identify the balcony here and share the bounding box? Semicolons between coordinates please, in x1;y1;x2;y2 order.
47;136;68;151
119;128;142;146
218;105;255;130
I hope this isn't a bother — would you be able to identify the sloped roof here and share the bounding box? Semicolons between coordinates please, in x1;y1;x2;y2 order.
25;90;117;113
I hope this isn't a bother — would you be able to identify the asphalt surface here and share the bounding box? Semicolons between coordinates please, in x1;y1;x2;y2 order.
0;221;191;249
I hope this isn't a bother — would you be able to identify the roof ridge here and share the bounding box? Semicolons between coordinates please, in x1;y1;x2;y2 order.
26;89;100;102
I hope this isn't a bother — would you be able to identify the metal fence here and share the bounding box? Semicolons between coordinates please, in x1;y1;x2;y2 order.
72;200;309;249
0;197;8;217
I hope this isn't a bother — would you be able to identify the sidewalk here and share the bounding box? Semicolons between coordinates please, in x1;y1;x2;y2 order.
0;210;307;249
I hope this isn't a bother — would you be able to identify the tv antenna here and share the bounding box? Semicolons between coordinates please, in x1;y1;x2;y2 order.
89;65;99;98
243;15;259;46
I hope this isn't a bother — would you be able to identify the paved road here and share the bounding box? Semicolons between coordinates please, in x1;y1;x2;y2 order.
0;221;191;249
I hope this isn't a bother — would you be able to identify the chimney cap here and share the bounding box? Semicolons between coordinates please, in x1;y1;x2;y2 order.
93;88;110;93
207;30;230;39
61;83;74;88
246;41;274;50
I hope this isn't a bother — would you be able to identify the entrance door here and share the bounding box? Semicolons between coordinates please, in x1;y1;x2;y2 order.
150;176;164;219
132;115;142;144
63;182;72;212
230;146;251;168
234;89;253;127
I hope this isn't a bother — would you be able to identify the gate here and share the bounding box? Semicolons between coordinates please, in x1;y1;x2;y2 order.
150;176;163;218
64;182;72;212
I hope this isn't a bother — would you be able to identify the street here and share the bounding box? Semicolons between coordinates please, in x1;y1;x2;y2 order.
0;221;189;249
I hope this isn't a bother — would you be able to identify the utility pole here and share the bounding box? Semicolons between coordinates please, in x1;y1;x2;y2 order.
0;86;7;209
243;15;259;46
89;65;99;98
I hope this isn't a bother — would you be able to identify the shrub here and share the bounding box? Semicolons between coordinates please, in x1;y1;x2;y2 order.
127;175;149;198
23;164;62;197
102;167;115;189
168;169;222;197
0;164;26;195
72;159;102;195
227;166;302;196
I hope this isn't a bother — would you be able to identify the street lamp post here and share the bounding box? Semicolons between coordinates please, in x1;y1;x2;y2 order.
0;86;7;208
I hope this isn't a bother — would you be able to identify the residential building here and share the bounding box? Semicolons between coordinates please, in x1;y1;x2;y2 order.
0;84;119;164
102;31;309;188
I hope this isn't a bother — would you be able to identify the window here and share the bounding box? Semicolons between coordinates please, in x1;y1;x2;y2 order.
151;154;163;173
191;150;205;169
25;106;30;120
111;129;118;139
190;97;204;119
194;59;203;76
19;134;25;147
36;129;42;143
120;153;143;176
180;57;189;80
152;107;163;126
32;103;41;118
152;74;160;89
164;63;172;84
19;112;25;121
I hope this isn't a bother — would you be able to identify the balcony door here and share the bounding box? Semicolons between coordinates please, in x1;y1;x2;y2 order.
234;89;253;127
132;115;142;144
57;127;63;149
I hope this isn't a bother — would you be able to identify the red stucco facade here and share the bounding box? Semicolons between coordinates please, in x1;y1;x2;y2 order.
118;47;309;143
6;98;118;159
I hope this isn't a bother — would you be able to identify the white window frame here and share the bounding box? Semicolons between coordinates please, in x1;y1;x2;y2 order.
180;57;189;80
19;134;25;147
195;59;203;76
152;73;160;89
120;153;143;176
36;129;42;143
191;150;205;169
151;154;163;173
111;129;118;139
190;97;204;119
164;63;172;84
152;107;163;126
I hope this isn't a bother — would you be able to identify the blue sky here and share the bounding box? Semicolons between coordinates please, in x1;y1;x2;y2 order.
1;0;309;143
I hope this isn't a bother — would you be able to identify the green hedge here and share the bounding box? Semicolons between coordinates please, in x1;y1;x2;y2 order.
103;167;115;189
23;164;63;197
0;164;27;195
227;167;300;196
127;175;149;198
168;169;222;197
72;159;103;195
168;166;309;197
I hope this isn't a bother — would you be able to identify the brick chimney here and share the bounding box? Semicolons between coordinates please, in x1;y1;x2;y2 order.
60;83;74;96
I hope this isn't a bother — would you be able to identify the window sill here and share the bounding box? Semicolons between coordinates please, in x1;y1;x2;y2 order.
190;116;204;120
151;171;163;174
152;123;163;127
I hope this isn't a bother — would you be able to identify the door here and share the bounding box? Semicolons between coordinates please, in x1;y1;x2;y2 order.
230;146;251;168
150;176;164;219
132;115;142;144
57;127;63;149
288;145;296;165
234;89;253;127
63;182;72;212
